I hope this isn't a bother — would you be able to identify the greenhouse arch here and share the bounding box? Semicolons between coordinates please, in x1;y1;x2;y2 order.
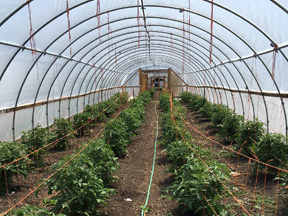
0;0;288;139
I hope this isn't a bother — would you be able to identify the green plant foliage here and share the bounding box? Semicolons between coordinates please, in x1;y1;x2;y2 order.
119;108;142;133
194;96;207;111
277;172;288;194
254;133;288;173
159;92;171;112
0;142;29;194
82;92;128;125
161;112;188;145
73;112;92;136
80;139;119;185
180;92;204;111
84;104;106;123
166;155;230;215
103;99;120;117
103;118;131;157
217;113;244;143
103;91;150;157
180;92;192;104
166;140;193;169
199;101;216;119
50;118;74;151
137;91;151;105
21;124;50;165
235;120;265;154
211;105;232;128
8;204;66;216
46;155;113;216
131;100;146;119
160;93;191;146
114;92;129;105
150;87;155;98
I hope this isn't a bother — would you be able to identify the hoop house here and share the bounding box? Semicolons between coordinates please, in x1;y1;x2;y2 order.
0;0;288;141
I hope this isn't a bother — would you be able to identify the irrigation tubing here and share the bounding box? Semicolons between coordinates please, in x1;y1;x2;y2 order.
141;102;159;216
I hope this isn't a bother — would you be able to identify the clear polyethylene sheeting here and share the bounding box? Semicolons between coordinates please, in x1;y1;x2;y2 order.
0;0;288;141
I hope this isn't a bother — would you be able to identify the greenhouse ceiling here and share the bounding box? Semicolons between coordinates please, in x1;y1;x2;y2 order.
0;0;288;141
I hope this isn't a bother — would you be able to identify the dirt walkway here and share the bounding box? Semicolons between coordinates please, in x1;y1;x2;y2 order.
100;101;178;216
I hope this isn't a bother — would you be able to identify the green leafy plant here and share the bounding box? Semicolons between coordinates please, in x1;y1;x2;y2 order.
119;108;142;133
49;118;74;151
140;205;152;214
180;92;204;111
166;140;193;169
103;118;131;157
131;100;145;118
101;99;120;117
117;92;129;105
276;172;288;194
194;96;207;111
166;155;230;215
180;92;193;104
21;124;50;165
8;204;66;216
217;113;244;143
235;119;265;154
161;112;189;145
73;112;92;136
211;105;232;128
160;95;191;146
150;87;155;98
46;154;113;216
199;101;216;119
84;104;106;123
0;142;29;194
103;91;150;157
254;133;288;173
137;91;151;105
159;92;171;112
80;139;119;185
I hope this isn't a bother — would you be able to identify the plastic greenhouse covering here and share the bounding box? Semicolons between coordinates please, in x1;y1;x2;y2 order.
0;0;288;141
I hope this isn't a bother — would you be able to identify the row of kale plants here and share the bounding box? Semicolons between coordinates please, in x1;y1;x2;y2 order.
180;92;288;193
159;92;231;215
2;91;151;215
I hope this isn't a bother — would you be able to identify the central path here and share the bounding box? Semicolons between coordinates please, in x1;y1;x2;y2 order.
100;100;178;216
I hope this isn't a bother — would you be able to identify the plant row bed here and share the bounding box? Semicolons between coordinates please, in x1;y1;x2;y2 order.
180;92;288;191
158;92;232;215
1;91;151;215
175;91;288;215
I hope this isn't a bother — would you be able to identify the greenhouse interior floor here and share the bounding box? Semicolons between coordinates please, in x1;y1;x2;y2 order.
100;92;288;216
99;100;179;216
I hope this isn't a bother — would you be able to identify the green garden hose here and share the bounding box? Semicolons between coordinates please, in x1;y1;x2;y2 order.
141;102;159;216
